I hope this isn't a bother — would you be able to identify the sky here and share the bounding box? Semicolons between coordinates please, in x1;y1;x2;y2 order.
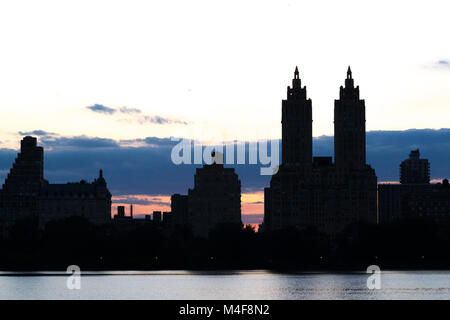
1;0;450;146
0;0;450;224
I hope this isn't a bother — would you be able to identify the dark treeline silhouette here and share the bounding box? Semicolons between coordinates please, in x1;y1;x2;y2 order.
1;216;450;271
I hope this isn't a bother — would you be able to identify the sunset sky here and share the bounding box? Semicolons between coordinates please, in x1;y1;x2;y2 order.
1;0;450;223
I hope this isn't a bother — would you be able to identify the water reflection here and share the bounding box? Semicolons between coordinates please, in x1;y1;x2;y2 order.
0;270;449;300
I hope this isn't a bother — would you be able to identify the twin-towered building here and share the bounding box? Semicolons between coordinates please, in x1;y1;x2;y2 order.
169;67;378;237
264;67;378;234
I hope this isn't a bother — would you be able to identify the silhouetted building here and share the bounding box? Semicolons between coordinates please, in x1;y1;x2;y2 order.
152;211;162;222
379;180;450;223
400;149;430;184
112;204;157;231
163;211;173;226
264;67;377;234
282;66;312;166
39;171;111;227
401;179;450;221
334;67;366;170
171;194;188;226
171;154;241;237
378;150;449;223
113;205;133;221
0;137;46;226
0;136;111;235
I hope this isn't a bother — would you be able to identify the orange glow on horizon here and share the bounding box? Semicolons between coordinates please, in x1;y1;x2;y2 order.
112;194;171;217
112;191;265;225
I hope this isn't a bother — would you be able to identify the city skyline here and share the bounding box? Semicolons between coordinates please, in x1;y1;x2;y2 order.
1;67;449;228
2;0;450;306
1;131;449;228
1;0;450;228
1;64;450;280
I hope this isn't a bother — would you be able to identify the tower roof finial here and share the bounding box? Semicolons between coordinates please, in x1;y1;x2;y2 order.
294;66;299;78
347;66;352;79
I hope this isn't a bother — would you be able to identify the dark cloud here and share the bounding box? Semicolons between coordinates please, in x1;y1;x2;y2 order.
1;129;449;198
113;195;170;206
242;214;264;224
40;135;119;149
365;129;450;182
118;136;178;149
86;104;116;115
142;136;176;147
18;130;56;137
0;148;17;170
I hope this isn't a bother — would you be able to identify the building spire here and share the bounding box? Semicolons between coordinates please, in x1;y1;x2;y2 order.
286;66;306;100
95;168;106;186
292;66;301;89
345;66;354;88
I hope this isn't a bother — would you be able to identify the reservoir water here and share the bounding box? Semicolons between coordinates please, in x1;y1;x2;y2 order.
0;270;449;300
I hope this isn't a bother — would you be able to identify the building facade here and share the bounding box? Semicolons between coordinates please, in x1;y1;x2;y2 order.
171;155;241;238
400;149;430;184
0;136;111;235
378;150;449;224
264;67;377;234
378;180;450;224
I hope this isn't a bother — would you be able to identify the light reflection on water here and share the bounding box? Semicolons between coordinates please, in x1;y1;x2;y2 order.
0;270;449;300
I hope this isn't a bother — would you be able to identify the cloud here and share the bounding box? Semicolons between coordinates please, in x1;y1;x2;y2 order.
431;60;450;69
40;135;119;149
142;136;176;147
113;195;170;206
86;104;116;114
0;148;17;171
137;115;188;125
1;129;450;197
242;214;264;224
18;130;57;137
86;104;188;125
118;136;178;148
119;107;142;114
